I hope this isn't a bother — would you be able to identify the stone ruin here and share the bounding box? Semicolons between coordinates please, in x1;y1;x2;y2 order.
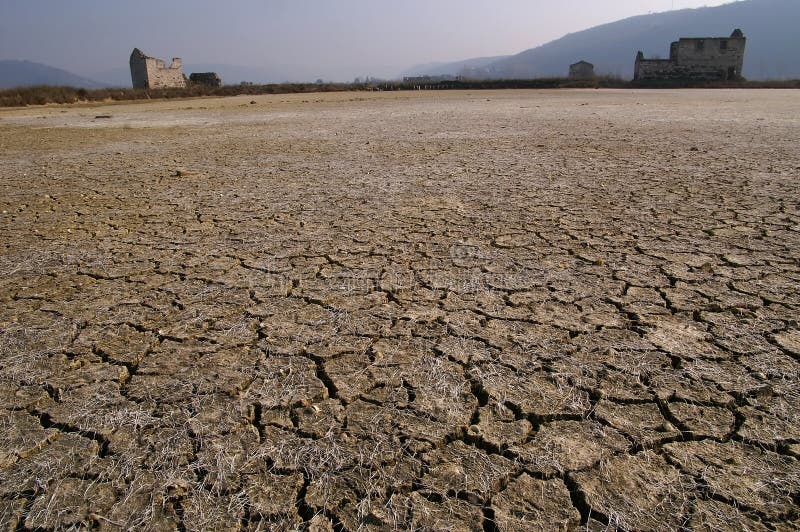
189;72;223;87
634;29;746;82
129;48;187;90
569;61;595;80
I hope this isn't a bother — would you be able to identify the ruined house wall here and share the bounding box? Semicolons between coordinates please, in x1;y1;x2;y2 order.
674;37;746;76
635;57;683;81
634;56;732;81
130;49;186;90
130;49;149;89
189;72;222;87
142;57;186;89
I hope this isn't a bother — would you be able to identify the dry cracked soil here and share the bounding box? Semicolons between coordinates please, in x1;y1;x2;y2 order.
0;89;798;531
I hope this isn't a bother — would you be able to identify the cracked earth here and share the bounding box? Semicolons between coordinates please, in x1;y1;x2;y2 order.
0;89;798;530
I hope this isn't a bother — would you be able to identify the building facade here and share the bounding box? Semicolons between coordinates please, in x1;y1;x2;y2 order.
569;61;595;79
130;48;187;90
634;29;746;82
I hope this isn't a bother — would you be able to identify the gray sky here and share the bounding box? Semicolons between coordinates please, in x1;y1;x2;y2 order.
0;0;735;81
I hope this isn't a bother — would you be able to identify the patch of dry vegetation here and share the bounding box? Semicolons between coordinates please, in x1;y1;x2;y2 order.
3;77;799;108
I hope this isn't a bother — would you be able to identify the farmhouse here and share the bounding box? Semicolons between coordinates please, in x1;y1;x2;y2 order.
569;61;595;79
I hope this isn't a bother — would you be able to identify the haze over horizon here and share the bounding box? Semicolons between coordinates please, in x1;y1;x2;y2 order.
1;1;737;83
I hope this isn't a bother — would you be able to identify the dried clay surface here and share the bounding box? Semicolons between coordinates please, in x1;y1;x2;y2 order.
0;89;798;531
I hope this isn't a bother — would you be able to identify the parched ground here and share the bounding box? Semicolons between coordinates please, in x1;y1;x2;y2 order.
0;89;798;531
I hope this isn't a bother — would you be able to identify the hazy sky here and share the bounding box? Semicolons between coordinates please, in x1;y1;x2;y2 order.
0;0;736;80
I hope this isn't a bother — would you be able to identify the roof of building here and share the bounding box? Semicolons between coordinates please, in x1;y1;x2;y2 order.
677;29;745;42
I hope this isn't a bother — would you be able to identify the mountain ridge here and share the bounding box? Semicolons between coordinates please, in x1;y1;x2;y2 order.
402;0;800;80
0;60;105;89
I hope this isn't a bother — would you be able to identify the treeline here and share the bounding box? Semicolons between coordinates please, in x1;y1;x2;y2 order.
1;78;799;107
371;77;800;91
386;76;629;91
0;82;354;107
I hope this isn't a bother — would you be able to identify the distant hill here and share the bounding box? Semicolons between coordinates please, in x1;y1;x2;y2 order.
400;56;509;79
80;67;132;88
0;60;105;89
408;0;800;80
4;60;330;90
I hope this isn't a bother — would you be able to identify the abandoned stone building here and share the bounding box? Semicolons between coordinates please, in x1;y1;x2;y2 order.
189;72;222;87
634;29;746;82
129;48;187;90
569;61;595;79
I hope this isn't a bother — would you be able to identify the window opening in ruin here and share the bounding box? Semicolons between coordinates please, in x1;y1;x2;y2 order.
696;40;705;51
720;40;728;50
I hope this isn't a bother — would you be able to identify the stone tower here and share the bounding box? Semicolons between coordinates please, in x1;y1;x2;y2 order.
129;48;187;90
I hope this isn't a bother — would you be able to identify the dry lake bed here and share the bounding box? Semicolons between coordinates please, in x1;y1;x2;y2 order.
0;89;798;530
